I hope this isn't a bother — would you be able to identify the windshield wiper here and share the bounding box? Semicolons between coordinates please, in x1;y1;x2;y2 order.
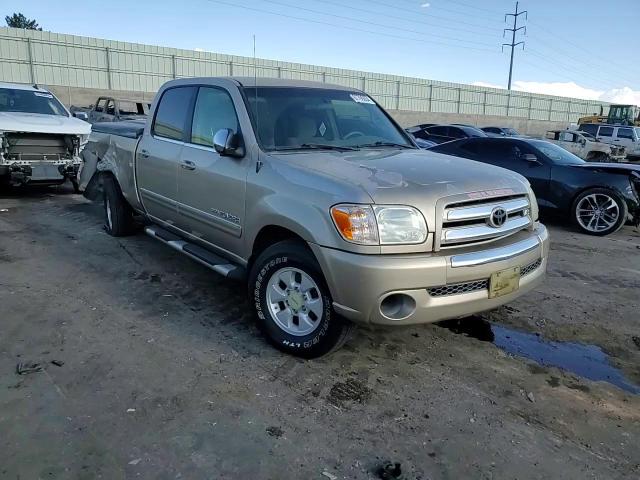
275;143;358;152
355;141;414;149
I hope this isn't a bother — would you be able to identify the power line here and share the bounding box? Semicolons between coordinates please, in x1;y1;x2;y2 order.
308;0;498;38
395;0;504;23
258;0;496;48
205;0;501;53
366;0;504;32
443;0;504;15
502;1;527;90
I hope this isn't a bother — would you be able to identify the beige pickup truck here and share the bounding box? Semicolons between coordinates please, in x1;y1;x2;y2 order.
544;129;626;162
79;77;549;357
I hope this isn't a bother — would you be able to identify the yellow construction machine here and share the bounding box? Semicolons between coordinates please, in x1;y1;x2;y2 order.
578;104;640;126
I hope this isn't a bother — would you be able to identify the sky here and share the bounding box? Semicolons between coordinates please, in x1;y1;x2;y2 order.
8;0;640;105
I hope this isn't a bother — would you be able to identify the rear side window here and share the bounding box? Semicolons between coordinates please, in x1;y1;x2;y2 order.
617;128;634;139
579;124;598;136
95;98;106;113
152;87;196;141
191;87;239;147
426;126;448;136
448;127;465;139
598;126;613;137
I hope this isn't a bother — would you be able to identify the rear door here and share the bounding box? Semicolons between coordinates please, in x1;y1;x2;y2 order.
596;125;614;145
136;86;197;226
613;127;635;152
176;85;248;254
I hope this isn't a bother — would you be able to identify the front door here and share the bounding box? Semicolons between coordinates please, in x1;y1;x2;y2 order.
176;86;247;255
136;85;197;227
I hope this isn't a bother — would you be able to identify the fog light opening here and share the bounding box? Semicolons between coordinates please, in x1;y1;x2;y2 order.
380;293;416;320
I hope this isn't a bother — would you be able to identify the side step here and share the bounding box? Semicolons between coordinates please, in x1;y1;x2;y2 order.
145;225;245;281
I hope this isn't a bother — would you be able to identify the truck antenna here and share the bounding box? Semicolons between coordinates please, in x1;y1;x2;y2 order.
253;35;259;145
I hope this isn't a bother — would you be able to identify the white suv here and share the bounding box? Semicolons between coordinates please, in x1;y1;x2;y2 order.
579;124;640;159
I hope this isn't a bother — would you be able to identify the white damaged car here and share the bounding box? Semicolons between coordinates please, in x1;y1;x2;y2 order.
0;82;91;191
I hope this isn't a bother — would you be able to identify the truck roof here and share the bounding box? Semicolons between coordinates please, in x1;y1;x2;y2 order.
0;81;52;93
194;76;361;91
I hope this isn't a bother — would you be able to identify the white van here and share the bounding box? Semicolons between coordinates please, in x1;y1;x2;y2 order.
579;124;640;159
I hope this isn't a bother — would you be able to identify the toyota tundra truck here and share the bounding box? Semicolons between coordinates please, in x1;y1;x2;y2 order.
79;77;549;357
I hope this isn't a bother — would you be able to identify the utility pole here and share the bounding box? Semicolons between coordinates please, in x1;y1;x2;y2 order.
503;1;527;90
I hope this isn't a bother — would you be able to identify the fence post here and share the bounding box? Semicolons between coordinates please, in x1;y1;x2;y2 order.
567;101;571;123
26;38;36;84
105;47;112;90
322;72;326;83
456;87;461;114
428;84;432;113
506;92;511;117
527;96;532;120
277;66;282;79
395;80;400;110
228;61;233;76
171;55;177;79
482;91;487;115
548;99;553;121
361;76;366;91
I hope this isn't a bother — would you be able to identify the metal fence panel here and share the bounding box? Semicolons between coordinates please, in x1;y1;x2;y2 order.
0;26;611;122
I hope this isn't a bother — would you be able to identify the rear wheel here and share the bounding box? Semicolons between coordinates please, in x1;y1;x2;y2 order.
103;174;136;236
248;240;352;358
572;188;627;236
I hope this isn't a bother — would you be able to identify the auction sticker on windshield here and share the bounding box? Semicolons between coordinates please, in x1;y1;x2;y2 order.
489;266;520;298
350;94;375;104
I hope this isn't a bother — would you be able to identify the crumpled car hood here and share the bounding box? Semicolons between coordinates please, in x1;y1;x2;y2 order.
273;148;529;204
0;112;91;135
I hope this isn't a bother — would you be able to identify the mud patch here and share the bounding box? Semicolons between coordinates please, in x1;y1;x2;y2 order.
439;317;640;395
327;379;372;406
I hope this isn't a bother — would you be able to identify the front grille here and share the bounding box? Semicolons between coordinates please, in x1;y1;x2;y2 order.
427;258;542;297
427;279;489;297
440;194;531;249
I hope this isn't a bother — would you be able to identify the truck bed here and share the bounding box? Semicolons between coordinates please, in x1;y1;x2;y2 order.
91;120;145;139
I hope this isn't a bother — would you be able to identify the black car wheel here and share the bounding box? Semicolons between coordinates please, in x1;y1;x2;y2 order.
572;188;627;236
248;240;352;358
103;174;136;237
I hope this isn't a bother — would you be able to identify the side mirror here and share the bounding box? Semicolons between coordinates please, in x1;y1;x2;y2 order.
522;153;539;163
213;128;244;158
73;111;89;121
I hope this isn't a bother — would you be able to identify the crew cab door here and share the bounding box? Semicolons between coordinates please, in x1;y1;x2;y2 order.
137;85;197;226
612;127;635;152
176;85;247;255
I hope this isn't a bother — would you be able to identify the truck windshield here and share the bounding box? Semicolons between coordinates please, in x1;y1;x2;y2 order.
242;87;413;151
0;88;68;116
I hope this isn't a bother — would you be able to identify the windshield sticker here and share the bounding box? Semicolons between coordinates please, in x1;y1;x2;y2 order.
34;92;54;98
350;94;375;105
318;122;327;136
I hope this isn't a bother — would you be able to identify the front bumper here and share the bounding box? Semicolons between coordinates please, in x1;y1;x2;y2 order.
311;223;549;326
0;158;81;185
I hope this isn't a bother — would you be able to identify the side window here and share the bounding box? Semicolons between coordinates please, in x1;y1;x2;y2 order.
427;126;448;137
617;128;634;139
484;127;499;134
448;127;465;139
599;126;613;137
580;124;598;136
190;87;239;147
559;132;574;142
106;100;116;116
152;87;196;141
95;98;106;113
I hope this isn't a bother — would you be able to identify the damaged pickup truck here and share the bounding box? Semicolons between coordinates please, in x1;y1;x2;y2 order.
0;82;91;190
80;77;549;357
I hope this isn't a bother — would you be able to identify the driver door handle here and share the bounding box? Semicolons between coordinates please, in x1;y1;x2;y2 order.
181;160;196;171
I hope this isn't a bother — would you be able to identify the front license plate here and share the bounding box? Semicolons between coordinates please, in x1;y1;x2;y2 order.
489;267;521;299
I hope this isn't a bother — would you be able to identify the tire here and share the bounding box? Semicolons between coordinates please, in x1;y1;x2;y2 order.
248;240;352;358
572;188;627;236
103;174;136;236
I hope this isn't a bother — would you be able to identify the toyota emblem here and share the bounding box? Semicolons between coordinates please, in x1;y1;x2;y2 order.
489;207;507;228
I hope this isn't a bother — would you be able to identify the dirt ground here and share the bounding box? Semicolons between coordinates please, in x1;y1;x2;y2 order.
1;185;639;480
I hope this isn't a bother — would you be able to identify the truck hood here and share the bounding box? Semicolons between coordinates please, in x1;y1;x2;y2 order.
0;112;91;135
273;148;529;205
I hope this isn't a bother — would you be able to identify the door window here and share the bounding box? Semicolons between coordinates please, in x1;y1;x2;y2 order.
95;98;106;113
106;100;116;116
617;128;634;139
190;87;240;147
426;126;449;137
598;126;613;137
559;131;575;142
152;87;196;141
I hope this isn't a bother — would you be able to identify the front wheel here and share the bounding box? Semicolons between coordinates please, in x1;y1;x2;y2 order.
248;240;352;358
572;188;627;236
103;174;136;236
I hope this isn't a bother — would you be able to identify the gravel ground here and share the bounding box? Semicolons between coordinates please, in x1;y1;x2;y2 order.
1;185;639;480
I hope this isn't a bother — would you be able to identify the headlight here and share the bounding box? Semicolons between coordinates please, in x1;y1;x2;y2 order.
330;204;427;245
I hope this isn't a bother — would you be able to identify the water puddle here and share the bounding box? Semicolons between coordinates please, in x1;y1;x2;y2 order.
439;317;640;395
